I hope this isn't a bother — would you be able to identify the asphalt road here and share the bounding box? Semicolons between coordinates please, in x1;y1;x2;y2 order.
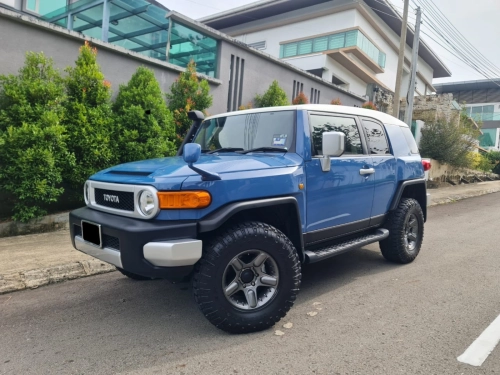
1;194;499;375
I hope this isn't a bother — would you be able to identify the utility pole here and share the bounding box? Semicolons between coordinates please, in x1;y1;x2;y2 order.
405;7;422;126
392;0;410;118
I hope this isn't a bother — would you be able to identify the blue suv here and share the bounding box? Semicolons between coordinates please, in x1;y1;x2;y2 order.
70;105;430;333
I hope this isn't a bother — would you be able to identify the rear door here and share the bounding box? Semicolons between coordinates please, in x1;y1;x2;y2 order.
304;112;375;244
360;118;397;224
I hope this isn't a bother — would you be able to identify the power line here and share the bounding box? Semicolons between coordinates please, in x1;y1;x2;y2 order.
413;0;500;81
417;0;500;77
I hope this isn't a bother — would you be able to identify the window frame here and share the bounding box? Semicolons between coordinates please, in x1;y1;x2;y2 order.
360;117;393;156
307;111;369;157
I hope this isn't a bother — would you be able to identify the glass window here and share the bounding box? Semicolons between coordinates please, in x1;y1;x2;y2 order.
399;126;419;154
309;115;363;156
297;40;313;55
26;0;67;15
193;111;295;152
313;36;328;52
362;120;390;155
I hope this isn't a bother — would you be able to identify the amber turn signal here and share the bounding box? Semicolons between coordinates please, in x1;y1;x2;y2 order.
157;191;211;209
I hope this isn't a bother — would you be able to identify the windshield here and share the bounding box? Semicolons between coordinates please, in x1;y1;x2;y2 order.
193;111;295;152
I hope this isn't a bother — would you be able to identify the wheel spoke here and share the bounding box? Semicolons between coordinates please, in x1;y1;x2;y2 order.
260;275;278;287
225;281;240;297
253;252;268;268
230;258;245;272
408;232;417;241
244;288;258;308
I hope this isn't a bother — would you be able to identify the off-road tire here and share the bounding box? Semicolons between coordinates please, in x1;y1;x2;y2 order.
193;221;301;334
116;268;153;281
380;198;424;264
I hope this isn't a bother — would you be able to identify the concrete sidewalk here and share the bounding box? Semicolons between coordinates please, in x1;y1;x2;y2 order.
1;180;500;295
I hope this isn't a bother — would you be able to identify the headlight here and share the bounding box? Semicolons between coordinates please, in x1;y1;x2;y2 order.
84;181;90;205
138;190;156;216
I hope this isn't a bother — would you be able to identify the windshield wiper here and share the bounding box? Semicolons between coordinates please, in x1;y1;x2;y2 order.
238;147;288;154
206;147;244;154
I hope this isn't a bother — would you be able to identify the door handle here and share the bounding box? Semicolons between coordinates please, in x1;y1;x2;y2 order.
359;168;375;175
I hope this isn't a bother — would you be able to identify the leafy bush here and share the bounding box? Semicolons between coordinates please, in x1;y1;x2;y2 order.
0;52;73;222
330;98;342;105
166;61;212;145
362;101;377;110
255;80;289;107
468;152;492;172
419;117;481;169
238;102;253;111
292;92;309;105
114;67;176;163
63;41;116;189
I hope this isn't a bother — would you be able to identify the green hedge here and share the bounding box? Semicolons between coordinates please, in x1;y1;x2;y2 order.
0;44;213;222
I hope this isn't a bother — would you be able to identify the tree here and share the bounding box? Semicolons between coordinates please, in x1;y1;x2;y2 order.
166;61;212;146
0;52;73;222
330;98;342;105
419;116;481;168
292;92;309;105
254;80;289;107
62;41;116;189
114;67;176;163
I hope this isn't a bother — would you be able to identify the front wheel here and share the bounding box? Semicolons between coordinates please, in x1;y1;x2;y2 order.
380;198;424;264
193;222;301;334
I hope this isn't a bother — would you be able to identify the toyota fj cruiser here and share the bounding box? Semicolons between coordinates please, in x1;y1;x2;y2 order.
70;105;430;333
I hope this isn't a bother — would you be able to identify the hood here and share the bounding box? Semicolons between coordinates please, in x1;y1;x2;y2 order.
90;154;303;185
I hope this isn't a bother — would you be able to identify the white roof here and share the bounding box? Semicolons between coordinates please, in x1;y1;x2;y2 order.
206;105;408;127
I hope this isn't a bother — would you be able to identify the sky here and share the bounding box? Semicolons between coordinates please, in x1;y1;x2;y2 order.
159;0;500;84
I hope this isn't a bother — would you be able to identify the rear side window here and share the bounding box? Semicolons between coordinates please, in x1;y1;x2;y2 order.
362;120;391;155
400;126;419;154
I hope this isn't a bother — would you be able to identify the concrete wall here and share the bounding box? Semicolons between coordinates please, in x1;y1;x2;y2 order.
216;40;363;113
0;12;225;105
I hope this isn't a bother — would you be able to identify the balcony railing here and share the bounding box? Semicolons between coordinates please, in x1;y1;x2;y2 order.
280;29;386;69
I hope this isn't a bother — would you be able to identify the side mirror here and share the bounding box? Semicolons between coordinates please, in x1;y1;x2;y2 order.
183;143;201;165
187;110;205;121
322;131;345;157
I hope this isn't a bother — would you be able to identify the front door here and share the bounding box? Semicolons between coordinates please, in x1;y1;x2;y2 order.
305;113;375;245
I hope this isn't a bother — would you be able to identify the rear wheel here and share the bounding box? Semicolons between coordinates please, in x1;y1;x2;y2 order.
380;198;424;264
116;268;153;281
193;222;301;334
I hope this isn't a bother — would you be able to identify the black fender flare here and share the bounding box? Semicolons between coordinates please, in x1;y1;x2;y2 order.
389;178;427;221
198;196;304;252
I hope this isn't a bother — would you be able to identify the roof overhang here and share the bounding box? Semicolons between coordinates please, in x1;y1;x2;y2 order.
200;0;451;79
434;79;500;93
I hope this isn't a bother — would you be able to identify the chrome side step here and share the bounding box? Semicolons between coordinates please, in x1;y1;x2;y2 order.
304;228;389;263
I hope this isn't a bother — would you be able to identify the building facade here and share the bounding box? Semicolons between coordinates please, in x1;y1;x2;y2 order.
435;79;500;150
201;0;451;101
0;0;365;115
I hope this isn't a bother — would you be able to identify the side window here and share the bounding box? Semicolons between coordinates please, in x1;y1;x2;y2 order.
310;114;363;156
362;119;391;155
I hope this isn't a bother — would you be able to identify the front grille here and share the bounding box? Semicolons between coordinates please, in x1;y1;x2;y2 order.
103;234;120;251
95;188;134;212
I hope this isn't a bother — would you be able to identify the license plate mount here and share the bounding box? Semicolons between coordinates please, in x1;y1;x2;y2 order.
81;220;102;248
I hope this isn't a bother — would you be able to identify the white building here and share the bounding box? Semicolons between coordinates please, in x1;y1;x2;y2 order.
201;0;451;101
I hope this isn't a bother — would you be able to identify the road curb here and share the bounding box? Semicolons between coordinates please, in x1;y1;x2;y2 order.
0;259;115;295
428;187;500;207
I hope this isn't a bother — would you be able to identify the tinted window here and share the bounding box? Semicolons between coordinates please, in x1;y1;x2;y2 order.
193;111;295;152
400;126;419;154
362;120;390;155
310;115;363;155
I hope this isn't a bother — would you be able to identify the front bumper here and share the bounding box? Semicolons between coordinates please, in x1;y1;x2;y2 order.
69;207;201;280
